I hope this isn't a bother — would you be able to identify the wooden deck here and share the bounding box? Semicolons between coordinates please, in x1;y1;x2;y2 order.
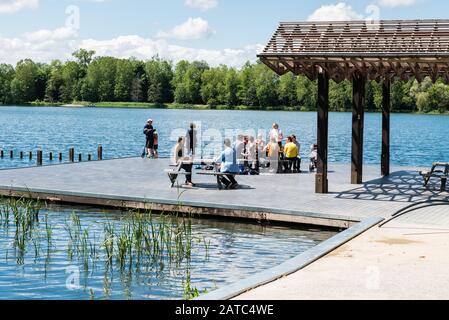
1;157;448;228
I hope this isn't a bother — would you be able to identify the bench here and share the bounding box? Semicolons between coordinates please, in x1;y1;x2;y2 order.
164;169;191;187
196;171;238;190
419;162;449;192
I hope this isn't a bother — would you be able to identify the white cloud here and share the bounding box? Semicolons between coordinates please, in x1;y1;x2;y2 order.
307;2;363;21
0;0;38;13
156;17;214;40
377;0;417;7
0;27;261;68
185;0;218;11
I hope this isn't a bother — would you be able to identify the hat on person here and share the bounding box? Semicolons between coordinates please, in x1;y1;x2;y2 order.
147;119;153;123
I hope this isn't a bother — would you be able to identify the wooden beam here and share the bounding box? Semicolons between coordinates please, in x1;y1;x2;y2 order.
381;79;391;177
316;69;329;194
351;71;366;184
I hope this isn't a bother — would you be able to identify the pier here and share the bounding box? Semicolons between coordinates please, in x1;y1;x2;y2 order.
0;157;448;299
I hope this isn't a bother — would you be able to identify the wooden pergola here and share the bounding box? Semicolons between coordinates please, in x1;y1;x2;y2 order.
258;19;449;193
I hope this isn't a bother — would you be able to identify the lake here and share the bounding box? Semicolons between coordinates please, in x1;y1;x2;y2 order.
1;106;448;169
0;201;335;300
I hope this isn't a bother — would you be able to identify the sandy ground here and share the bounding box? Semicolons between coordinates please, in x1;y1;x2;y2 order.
235;221;449;300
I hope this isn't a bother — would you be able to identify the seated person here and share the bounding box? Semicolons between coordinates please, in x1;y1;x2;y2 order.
283;136;299;172
172;137;194;187
263;137;280;173
214;139;239;189
310;144;318;171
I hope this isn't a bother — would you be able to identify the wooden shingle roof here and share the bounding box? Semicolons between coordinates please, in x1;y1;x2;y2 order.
258;20;449;83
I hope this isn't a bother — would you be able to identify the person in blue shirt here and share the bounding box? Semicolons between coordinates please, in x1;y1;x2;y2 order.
214;139;239;189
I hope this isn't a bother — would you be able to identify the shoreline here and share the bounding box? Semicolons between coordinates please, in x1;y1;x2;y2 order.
1;102;449;115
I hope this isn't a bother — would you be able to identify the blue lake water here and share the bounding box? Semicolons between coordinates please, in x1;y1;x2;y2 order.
1;106;448;169
0;204;335;300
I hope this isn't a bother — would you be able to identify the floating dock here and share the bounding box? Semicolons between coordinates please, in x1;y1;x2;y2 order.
0;157;448;228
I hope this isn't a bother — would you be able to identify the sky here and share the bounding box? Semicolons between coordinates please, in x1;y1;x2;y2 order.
0;0;447;67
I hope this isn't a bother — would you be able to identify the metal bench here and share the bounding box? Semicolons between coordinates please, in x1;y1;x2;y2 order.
419;162;449;192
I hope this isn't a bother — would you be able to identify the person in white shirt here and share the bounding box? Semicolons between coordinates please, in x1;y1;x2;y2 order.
269;123;284;147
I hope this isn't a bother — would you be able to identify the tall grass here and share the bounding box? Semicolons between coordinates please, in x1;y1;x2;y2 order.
0;196;211;298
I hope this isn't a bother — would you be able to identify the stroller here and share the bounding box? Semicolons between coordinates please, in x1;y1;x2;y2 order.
309;144;318;172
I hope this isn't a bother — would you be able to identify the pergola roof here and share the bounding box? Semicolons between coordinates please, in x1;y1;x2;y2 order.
258;19;449;83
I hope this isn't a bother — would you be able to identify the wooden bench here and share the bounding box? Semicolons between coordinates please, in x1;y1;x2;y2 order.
419;162;449;192
196;171;238;190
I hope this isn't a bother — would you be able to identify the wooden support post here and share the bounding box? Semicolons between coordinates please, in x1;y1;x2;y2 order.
316;69;329;194
49;152;53;161
29;151;32;160
59;152;63;161
20;151;23;159
351;71;366;185
10;150;13;158
78;154;82;162
97;145;103;161
0;150;3;158
381;79;391;177
88;154;92;161
69;148;75;162
37;150;43;166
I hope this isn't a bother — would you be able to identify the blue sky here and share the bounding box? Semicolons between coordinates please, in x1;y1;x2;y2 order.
0;0;446;67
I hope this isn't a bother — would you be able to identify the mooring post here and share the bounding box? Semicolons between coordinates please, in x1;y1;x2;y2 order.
316;68;329;194
69;148;75;162
98;145;103;161
37;150;43;166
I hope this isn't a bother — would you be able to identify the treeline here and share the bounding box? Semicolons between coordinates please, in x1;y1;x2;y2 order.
1;49;449;113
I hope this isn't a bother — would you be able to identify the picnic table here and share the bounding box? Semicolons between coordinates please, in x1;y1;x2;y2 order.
165;159;240;190
419;162;449;191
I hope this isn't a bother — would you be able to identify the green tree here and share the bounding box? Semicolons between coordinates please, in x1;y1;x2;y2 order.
146;58;173;103
0;64;15;104
278;73;297;107
237;62;258;106
10;59;41;103
114;59;134;101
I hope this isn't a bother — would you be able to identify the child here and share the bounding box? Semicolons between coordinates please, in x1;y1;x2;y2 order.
153;130;159;159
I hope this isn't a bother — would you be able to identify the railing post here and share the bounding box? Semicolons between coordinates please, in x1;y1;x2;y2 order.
98;145;103;161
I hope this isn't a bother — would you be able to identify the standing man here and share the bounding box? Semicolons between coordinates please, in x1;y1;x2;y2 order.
185;123;197;158
143;119;154;158
292;135;302;172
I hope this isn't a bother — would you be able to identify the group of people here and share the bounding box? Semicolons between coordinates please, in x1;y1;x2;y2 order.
142;119;159;159
172;129;238;189
142;118;314;188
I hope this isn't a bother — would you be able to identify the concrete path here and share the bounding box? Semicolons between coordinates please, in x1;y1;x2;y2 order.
235;219;449;300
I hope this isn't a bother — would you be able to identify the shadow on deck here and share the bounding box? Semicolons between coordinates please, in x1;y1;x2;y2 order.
334;170;449;203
